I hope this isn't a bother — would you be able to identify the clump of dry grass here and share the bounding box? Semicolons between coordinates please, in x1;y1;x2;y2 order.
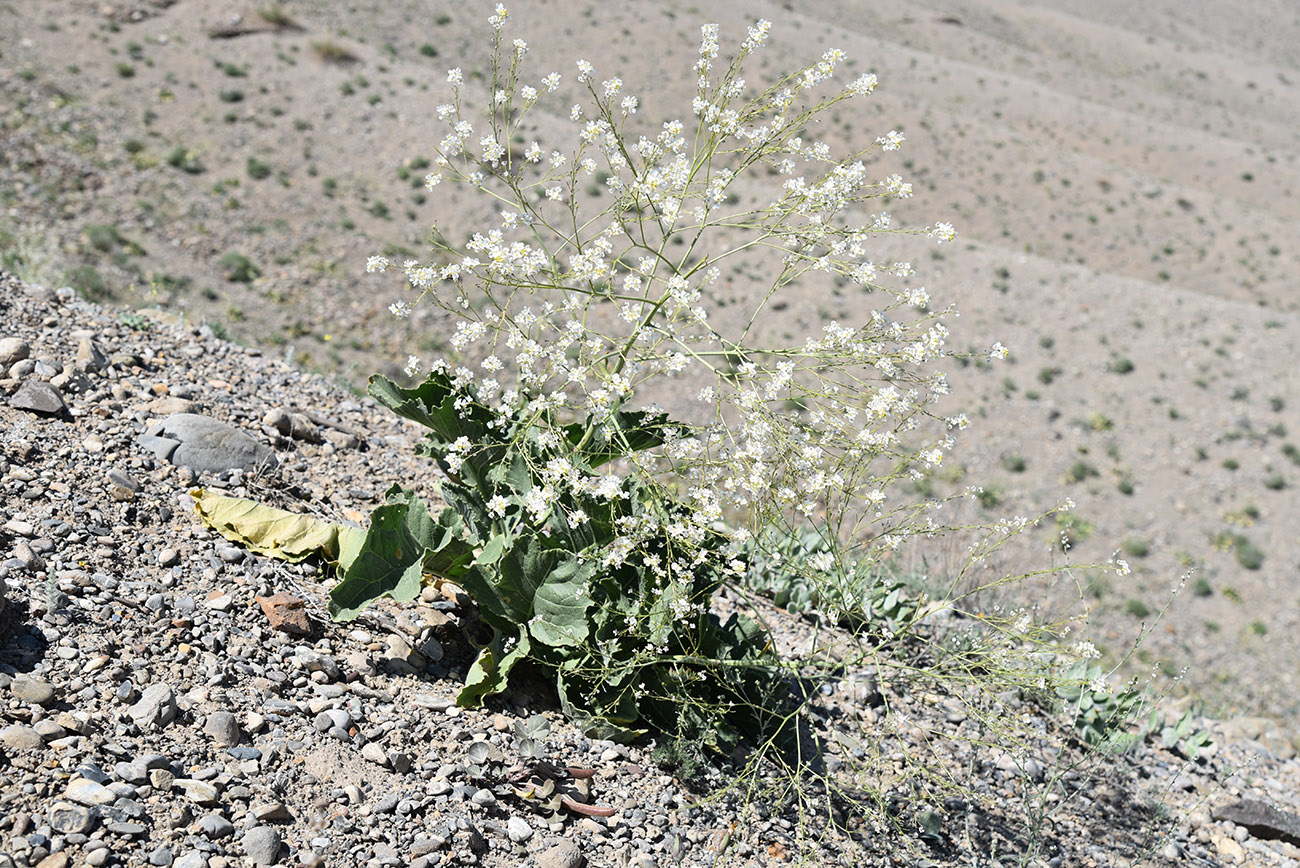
312;40;359;65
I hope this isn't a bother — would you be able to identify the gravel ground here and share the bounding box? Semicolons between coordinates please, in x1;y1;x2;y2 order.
5;271;1300;868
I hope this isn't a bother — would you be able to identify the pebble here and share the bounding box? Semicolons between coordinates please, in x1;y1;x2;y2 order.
48;801;96;835
242;826;282;865
1;724;43;751
65;778;116;807
361;742;390;767
174;853;208;868
10;675;56;705
507;816;534;843
536;839;583;868
199;814;235;839
173;779;221;806
128;683;178;730
203;711;242;746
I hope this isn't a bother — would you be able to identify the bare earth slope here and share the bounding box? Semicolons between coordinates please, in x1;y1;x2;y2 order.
2;0;1299;733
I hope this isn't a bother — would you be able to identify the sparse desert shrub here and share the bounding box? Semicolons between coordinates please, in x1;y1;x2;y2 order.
165;145;204;174
218;252;260;283
312;40;358;64
246;157;272;180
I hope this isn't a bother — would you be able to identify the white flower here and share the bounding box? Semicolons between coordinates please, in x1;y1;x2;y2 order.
447;68;463;86
603;77;622;96
877;129;905;151
403;355;421;377
389;300;412;319
366;255;389;273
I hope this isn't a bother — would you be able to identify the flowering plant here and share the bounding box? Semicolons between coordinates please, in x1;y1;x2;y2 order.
333;3;1131;796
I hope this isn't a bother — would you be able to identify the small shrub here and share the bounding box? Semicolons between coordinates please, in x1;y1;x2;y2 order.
1124;598;1151;619
1064;461;1100;484
1109;357;1135;374
1264;473;1286;491
1191;578;1212;597
1251;621;1268;636
219;252;260;283
246;157;272;180
115;61;135;78
1001;453;1027;473
219;88;245;103
166;146;205;174
313;40;358;64
1121;538;1149;558
420;44;439;57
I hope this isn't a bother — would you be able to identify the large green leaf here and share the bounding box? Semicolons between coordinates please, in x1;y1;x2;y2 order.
530;558;595;648
329;488;442;620
458;630;531;706
563;409;673;469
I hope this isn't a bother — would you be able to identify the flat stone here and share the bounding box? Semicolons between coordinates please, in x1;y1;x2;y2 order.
66;777;116;806
10;381;68;417
48;801;97;835
250;802;293;823
536;838;583;868
1213;798;1300;846
361;742;390;767
36;852;69;868
174;853;208;868
242;826;282;865
140;413;277;474
173;779;221;806
198;814;235;840
255;592;315;637
9;675;56;705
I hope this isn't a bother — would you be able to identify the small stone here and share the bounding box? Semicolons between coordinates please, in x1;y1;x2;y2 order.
198;814;235;839
174;778;220;806
77;337;110;373
36;852;69;868
34;719;67;740
10;675;56;705
148;845;174;866
10;381;68;417
242;826;282;865
298;852;323;868
255;593;315;637
86;849;112;867
66;778;117;806
174;853;208;868
0;337;30;366
150;768;175;789
129;683;178;729
373;793;400;814
507;816;533;844
536;839;583;868
1213;798;1300;846
0;722;41;754
361;742;390;767
470;788;496;808
203;711;242;746
48;801;96;835
251;802;293;823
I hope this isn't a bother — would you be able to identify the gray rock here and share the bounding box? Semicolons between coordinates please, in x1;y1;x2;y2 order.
174;854;208;868
147;845;174;866
536;839;584;868
128;683;177;730
361;743;390;767
66;778;116;807
86;849;112;867
173;778;220;806
507;816;533;843
48;801;96;835
374;793;400;814
140;413;277;474
198;814;235;840
0;337;30;366
203;711;242;746
10;381;68;417
76;337;110;373
9;675;55;705
242;826;282;865
1213;798;1300;846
